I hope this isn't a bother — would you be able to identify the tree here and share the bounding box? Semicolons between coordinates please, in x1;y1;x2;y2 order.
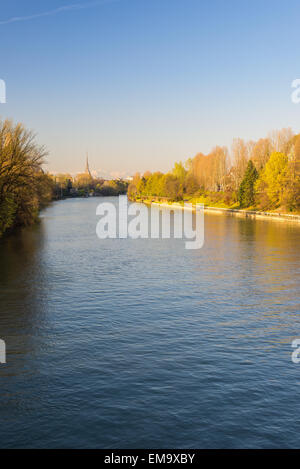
189;147;228;192
172;162;186;184
269;128;293;154
209;146;228;191
282;134;300;211
0;119;51;237
255;152;288;208
162;174;181;200
250;138;271;169
283;162;300;211
231;138;249;190
184;173;199;195
74;173;93;188
145;172;164;196
238;160;258;208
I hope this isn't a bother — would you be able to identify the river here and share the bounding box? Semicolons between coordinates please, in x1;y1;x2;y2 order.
0;197;299;448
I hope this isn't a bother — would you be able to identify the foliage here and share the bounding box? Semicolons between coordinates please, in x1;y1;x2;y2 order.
52;173;129;198
238;160;258;208
128;127;300;213
255;152;288;208
0;119;54;237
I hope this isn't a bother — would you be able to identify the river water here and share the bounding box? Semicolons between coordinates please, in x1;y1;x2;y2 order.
0;197;299;448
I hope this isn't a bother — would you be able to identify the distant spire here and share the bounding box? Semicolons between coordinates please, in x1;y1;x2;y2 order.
85;153;92;177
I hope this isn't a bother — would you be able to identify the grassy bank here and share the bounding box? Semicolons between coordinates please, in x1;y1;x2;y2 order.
131;195;300;222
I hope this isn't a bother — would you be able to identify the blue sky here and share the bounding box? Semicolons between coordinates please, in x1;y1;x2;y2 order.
1;0;299;176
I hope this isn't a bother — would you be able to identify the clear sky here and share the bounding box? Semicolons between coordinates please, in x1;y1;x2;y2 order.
1;0;299;177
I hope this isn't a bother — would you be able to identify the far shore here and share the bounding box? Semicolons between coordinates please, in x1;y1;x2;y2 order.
139;199;300;224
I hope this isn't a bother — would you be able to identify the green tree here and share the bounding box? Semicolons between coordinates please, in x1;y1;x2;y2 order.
238;160;258;208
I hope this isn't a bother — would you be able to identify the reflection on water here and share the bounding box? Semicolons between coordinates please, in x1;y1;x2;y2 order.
0;224;49;374
0;197;299;448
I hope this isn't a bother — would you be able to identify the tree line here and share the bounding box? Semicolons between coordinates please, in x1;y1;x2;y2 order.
0;118;129;238
52;173;128;199
1;118;299;239
128;128;300;212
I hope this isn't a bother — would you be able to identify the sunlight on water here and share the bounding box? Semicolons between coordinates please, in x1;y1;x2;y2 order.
0;197;300;448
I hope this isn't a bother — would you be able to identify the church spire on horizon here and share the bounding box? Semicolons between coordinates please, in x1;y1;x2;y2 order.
85;153;92;177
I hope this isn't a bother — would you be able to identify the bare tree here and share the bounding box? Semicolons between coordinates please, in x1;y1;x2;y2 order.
231;138;249;190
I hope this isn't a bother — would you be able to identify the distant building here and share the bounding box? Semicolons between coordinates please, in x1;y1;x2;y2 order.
85;154;92;178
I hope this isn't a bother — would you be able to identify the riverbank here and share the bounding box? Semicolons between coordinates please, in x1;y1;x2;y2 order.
138;198;300;223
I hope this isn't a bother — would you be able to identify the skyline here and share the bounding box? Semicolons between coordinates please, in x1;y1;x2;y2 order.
1;0;300;176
